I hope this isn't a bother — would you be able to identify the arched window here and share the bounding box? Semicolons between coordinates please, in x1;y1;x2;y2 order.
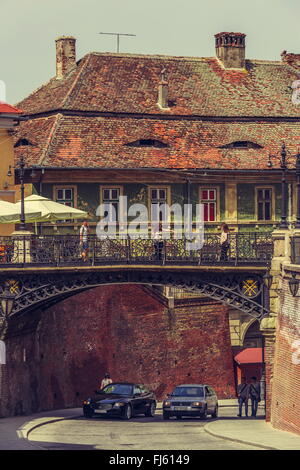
220;141;263;149
0;340;6;364
125;139;168;148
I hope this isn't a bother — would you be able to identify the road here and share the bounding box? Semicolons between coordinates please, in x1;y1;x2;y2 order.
27;406;263;450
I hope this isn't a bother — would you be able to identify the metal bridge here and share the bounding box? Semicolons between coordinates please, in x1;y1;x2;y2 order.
0;232;273;320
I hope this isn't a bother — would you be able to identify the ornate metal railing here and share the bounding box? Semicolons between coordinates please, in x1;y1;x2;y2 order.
0;232;273;268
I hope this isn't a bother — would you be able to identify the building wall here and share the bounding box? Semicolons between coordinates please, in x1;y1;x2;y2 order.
0;129;15;235
271;276;300;434
0;285;235;416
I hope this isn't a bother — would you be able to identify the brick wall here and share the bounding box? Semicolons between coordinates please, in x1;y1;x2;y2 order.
271;276;300;434
1;285;236;416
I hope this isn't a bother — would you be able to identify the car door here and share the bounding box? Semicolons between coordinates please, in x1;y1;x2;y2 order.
205;386;213;412
132;385;143;415
208;387;217;409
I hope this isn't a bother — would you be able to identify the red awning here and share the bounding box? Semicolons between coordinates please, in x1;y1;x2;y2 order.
234;348;263;365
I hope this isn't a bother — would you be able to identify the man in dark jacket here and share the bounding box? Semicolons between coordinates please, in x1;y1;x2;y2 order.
249;376;261;417
237;377;250;417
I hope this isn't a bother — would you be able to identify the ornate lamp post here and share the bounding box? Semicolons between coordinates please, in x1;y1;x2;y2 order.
268;143;300;229
7;139;36;231
0;288;15;319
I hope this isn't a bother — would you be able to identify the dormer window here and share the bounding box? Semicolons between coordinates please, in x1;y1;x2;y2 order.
125;139;168;148
220;141;263;149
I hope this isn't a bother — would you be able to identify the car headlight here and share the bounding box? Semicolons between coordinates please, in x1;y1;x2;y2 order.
83;400;91;405
163;401;171;407
192;401;204;407
114;402;125;407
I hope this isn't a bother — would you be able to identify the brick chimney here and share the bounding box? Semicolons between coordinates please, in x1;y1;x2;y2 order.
281;51;300;69
215;32;246;69
157;68;169;109
55;36;76;79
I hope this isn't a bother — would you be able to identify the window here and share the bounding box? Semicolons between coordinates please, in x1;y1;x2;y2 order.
55;188;74;207
257;188;272;221
200;188;217;222
125;139;168;148
53;186;77;223
220;141;262;149
149;187;169;222
100;186;122;222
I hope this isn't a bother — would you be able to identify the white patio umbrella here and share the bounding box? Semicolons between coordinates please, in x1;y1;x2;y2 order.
0;199;42;224
14;195;88;222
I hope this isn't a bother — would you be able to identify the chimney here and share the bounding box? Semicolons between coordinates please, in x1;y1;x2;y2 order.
215;32;246;69
281;51;300;69
157;68;169;109
55;36;76;79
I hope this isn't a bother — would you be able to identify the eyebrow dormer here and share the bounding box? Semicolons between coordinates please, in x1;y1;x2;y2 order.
125;139;168;148
220;141;263;149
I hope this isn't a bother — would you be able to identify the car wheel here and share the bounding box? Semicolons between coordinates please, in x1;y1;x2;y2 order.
176;415;182;420
163;412;170;420
200;406;208;420
83;408;94;418
145;402;156;417
211;405;218;418
123;404;132;420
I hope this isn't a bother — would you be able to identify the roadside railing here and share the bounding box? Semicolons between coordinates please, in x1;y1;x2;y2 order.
0;232;273;268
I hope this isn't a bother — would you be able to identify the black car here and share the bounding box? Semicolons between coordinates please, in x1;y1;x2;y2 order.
82;382;156;420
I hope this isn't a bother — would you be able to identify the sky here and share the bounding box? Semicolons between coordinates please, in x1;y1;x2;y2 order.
0;0;300;104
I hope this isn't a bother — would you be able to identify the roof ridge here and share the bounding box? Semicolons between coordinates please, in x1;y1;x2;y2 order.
38;114;62;165
61;55;91;108
84;51;285;65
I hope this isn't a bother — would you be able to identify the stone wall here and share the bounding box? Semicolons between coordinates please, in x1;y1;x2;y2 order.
271;275;300;434
0;285;235;416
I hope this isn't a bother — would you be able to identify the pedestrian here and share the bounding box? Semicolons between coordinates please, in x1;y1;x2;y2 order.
101;372;113;389
237;376;250;417
249;376;261;417
79;220;89;262
219;222;230;261
153;223;165;261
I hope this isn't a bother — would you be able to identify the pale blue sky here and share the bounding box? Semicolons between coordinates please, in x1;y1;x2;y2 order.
0;0;299;104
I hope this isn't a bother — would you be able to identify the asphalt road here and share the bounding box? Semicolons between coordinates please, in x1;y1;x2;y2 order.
27;407;263;450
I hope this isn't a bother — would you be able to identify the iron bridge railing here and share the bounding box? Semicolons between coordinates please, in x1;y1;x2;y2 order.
0;232;273;268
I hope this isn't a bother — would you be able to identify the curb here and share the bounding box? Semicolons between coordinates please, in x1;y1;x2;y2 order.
203;422;277;450
18;414;83;440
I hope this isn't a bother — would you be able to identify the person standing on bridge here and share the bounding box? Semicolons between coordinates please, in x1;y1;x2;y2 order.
80;220;89;262
237;376;250;417
219;222;230;261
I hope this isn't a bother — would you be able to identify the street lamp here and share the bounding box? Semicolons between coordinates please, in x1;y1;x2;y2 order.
0;288;15;318
268;143;300;229
8;139;35;231
288;273;300;297
263;270;273;290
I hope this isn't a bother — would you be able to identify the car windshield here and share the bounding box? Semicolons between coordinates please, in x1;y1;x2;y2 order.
102;384;133;396
171;387;204;397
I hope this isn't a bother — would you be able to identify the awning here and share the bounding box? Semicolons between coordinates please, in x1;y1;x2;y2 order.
234;347;263;365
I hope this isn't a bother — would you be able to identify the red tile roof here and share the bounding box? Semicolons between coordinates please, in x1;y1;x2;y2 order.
0;102;22;114
14;114;300;169
14;51;300;170
16;53;300;118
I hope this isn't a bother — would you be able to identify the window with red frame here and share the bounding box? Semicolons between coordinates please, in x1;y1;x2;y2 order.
200;189;217;222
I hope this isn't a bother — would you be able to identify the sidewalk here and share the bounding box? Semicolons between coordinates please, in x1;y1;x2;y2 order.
0;408;81;450
204;418;300;450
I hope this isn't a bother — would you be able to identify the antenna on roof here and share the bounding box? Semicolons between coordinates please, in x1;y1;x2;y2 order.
99;32;136;53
